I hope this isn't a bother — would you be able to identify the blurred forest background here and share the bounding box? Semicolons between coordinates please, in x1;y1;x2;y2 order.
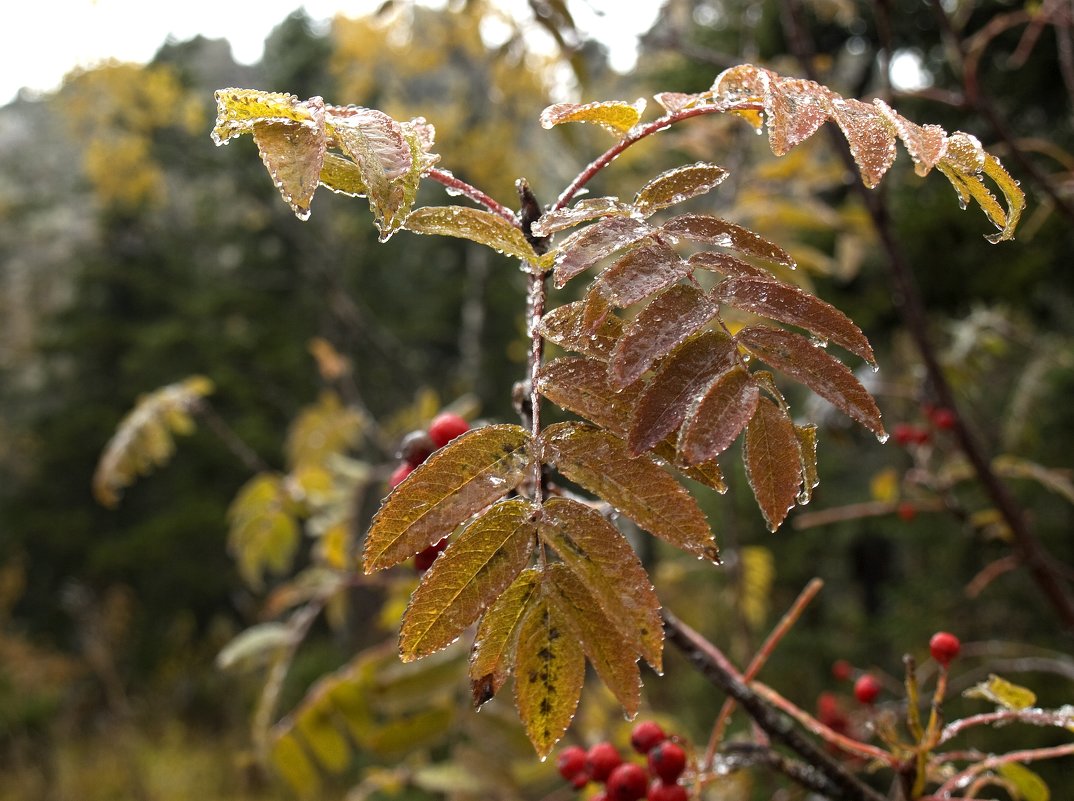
2;0;1073;799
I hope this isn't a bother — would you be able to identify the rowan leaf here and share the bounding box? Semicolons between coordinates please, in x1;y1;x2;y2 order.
678;365;761;464
633;162;729;218
252;111;327;220
737;326;885;438
227;473;300;590
552;216;654;288
469;568;541;707
540;98;647;136
399;498;536;661
713;276;875;365
404;205;539;263
513;590;585;758
596;236;691;308
743;398;804;531
531;197;632;237
537;356;643;438
765;76;832;157
628;332;737;455
688;251;778;280
364;424;531;572
874;99;946;177
271;731;322;797
285;391;364;469
654;91;709;113
828;97;897;188
609;283;720;387
965;674;1037;711
296;701;351;774
539;297;623;360
541;422;718;562
318;151;368;196
662;213;795;269
997;763;1050;801
212;88;319;145
540;497;663;671
546;563;642;715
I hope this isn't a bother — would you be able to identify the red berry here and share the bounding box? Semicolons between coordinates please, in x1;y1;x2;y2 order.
413;537;448;572
399;430;436;467
816;692;850;733
896;502;917;522
630;721;667;754
930;407;957;430
854;674;881;705
388;462;413;489
912;427;932;445
586;742;622;782
893;423;916;446
557;745;587;781
648;741;687;783
428;412;470;448
571;773;591;789
647;781;687;801
831;659;853;682
929;631;961;666
606;763;648;801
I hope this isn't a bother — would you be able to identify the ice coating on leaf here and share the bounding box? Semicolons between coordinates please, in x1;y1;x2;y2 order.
539;98;647;136
794;424;820;505
253;114;326;220
766;77;833;157
552;216;654;287
943;131;987;175
688;251;775;280
319;152;368;197
743;398;804;532
654;91;710;113
596;236;690;308
537;356;643;438
211;88;318;145
663;214;796;269
469;568;540;707
538;298;623;360
610;283;719;387
874;99;947;177
980;154;1025;243
828;97;897;188
935;131;1025;241
633;162;729;218
678;365;760;465
404;206;539;263
531;197;631;237
710;64;770;129
327;105;413;180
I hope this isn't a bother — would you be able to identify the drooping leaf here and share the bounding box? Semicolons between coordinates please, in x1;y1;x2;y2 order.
540;98;647;136
964;674;1037;711
678;365;761;464
252;111;327;219
404;205;540;263
997;763;1050;801
400;498;536;661
513;591;586;758
743;398;804;531
539;498;663;671
228;473;300;590
215;622;292;671
364;425;531;572
285;391;364;469
296;701;351;774
531;197;632;237
827;97;897;188
713;276;875;365
709;63;768;129
93;375;214;507
794;424;820;505
552;216;654;287
609;284;720;387
874;99;946;177
546;563;642;715
541;422;718;562
633;162;729;218
539;296;623;360
537;356;644;438
271;731;322;797
737;326;885;438
765;76;832;157
596;236;691;308
628;332;737;455
938;136;1025;243
662;214;796;269
319;151;368;196
469;568;541;707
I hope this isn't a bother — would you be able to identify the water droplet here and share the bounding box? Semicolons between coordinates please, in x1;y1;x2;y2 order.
876;431;890;444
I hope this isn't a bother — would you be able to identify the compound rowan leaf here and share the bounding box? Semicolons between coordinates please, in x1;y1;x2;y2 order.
596;236;690;308
609;284;720;387
537;356;643;438
400;498;536;661
663;213;795;269
227;473;301;589
546;562;642;715
679;365;760;464
737;326;885;438
541;422;718;562
539;296;623;360
629;331;738;455
540;98;646;136
633;162;729;218
404;205;539;263
531;197;632;237
540;498;663;671
552;216;654;287
513;590;585;758
743;398;803;532
469;567;541;707
713;276;875;365
364;425;531;572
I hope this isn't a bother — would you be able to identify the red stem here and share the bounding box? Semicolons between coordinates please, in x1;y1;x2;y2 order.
426;167;518;224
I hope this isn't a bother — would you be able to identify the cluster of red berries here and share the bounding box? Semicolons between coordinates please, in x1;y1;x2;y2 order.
892;405;958;448
385;412;471;571
556;722;689;801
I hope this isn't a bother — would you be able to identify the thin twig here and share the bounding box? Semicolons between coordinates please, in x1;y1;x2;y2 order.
929;742;1074;798
427;167;519;224
717;742;846;798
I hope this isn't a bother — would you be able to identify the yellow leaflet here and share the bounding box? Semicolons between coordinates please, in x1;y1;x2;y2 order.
539;99;647;136
964;674;1037;711
404;206;540;264
469;567;541;707
211;88;316;144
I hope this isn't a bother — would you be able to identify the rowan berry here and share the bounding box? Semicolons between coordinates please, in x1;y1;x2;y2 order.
399;430;435;466
816;692;849;734
571;773;591;789
606;763;648;801
428;412;470;448
648;741;687;783
388;462;413;489
586;741;622;782
831;659;853;682
647;781;688;801
929;631;961;666
897;502;917;522
893;423;917;446
413;537;448;572
630;721;667;754
854;674;881;705
929;407;957;430
557;745;588;781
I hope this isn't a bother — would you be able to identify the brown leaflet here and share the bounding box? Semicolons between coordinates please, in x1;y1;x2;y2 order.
710;64;770;129
687;251;776;280
609;283;720;388
712;276;875;365
552;216;654;288
541;422;718;562
678;365;761;465
596;236;690;308
873;99;947;177
737;326;885;438
536;356;643;439
827;97;897;189
252;108;327;220
469;568;541;707
765;76;832;157
743;397;804;532
531;198;632;238
539;296;623;360
633;162;729;218
399;498;536;662
539;497;663;671
546;563;642;716
513;589;586;758
628;331;738;455
662;214;795;269
653;91;709;113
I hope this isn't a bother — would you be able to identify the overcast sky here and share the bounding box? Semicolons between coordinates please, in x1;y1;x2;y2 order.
0;0;661;106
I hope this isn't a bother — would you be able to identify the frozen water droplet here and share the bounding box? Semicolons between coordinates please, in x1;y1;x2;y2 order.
870;363;880;373
876;431;890;444
445;185;463;196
